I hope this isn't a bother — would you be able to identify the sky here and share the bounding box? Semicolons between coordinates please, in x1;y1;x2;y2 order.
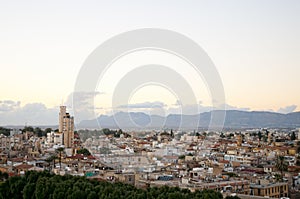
0;0;300;125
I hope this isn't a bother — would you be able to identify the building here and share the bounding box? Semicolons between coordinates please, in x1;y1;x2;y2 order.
46;131;63;146
250;181;288;198
59;106;74;148
10;129;21;137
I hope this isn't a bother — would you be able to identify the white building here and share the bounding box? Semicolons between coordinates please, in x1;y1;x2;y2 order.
10;129;21;136
46;131;63;146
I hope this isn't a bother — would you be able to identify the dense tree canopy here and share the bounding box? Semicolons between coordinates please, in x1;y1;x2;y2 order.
0;127;11;136
21;126;49;137
0;171;225;199
77;148;91;156
78;129;131;142
0;126;52;137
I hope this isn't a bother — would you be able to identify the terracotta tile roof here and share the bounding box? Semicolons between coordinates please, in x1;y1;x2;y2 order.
219;160;229;164
87;155;96;160
15;164;33;170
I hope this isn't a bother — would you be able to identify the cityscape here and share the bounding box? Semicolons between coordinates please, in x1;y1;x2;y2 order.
1;1;300;199
0;106;300;198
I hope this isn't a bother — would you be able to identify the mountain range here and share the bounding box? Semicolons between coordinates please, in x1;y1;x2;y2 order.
78;110;300;130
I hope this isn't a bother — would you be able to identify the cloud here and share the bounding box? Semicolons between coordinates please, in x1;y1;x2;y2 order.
114;100;252;116
117;101;166;109
67;91;104;109
168;102;251;115
223;104;250;111
277;105;297;114
66;92;104;123
168;104;207;115
0;101;57;126
0;100;21;112
0;98;297;126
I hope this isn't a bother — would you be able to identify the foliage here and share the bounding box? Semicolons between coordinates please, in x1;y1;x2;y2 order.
45;155;57;171
296;157;300;166
0;171;8;181
263;135;268;143
0;127;10;136
226;172;238;178
225;196;241;199
0;126;53;137
297;146;300;154
22;126;48;137
274;173;282;182
257;131;262;140
34;127;46;137
291;131;296;141
187;153;194;156
160;131;170;136
78;129;130;142
0;171;224;199
22;126;34;133
275;155;288;181
77;148;91;156
44;128;52;134
55;147;65;169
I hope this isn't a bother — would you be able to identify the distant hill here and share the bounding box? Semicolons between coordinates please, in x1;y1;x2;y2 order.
78;110;300;130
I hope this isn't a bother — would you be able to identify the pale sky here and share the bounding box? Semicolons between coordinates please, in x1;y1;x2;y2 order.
0;0;300;125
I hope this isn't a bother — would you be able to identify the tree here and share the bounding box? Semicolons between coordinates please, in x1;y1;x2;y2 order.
22;126;34;133
87;191;97;199
34;127;44;137
274;173;282;182
258;131;262;141
44;128;52;134
227;172;238;178
0;171;8;181
35;177;51;199
8;176;26;199
77;148;91;156
226;196;241;199
291;131;296;141
102;128;112;135
23;183;35;199
45;156;56;171
0;127;11;136
220;132;225;138
275;155;288;181
263;135;268;143
0;171;224;199
56;147;65;170
170;129;174;138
